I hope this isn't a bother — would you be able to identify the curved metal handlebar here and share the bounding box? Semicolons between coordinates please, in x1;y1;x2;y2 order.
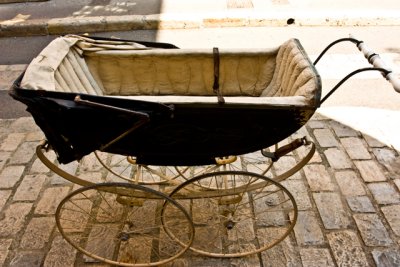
315;35;400;104
351;34;400;93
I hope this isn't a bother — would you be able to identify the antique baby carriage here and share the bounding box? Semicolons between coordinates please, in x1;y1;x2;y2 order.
9;35;399;266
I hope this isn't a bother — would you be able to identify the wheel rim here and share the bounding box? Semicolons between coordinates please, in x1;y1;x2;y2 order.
56;182;194;266
163;171;297;258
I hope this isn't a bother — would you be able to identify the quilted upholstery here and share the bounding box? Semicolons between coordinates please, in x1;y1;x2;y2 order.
20;36;320;106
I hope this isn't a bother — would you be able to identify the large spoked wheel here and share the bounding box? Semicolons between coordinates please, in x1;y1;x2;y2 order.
56;182;194;267
163;171;297;258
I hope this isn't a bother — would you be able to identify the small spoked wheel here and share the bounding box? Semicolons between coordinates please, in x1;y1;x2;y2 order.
163;171;297;258
56;182;194;266
94;151;182;185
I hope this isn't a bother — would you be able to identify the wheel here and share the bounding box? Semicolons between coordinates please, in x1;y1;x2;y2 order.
56;182;194;266
94;151;183;185
163;171;297;258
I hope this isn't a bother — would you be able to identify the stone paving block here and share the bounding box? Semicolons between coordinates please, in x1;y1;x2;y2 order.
0;133;25;151
307;120;325;129
9;251;44;267
293;211;325;245
327;231;369;267
303;164;335;191
189;256;230;267
341;137;371;160
273;156;302;179
346;196;376;213
230;255;260;267
373;148;400;179
313;129;339;148
300;248;335;267
0;203;32;237
355;160;387;182
353;214;393;247
0;68;23;90
44;234;77;267
313;192;351;229
297;144;322;164
0;239;12;266
368;182;400;205
394;179;400;191
381;205;400;236
0;165;25;188
335;171;366;196
9;141;36;164
329;121;359;137
13;174;46;201
20;217;54;249
35;186;70;215
9;117;39;133
0;190;11;210
259;228;301;267
50;161;78;185
324;148;352;169
25;131;44;142
0;151;11;171
363;134;386;148
281;180;312;210
372;249;400;267
79;153;103;173
30;157;51;173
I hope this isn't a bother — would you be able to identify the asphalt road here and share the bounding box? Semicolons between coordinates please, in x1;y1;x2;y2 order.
0;0;162;20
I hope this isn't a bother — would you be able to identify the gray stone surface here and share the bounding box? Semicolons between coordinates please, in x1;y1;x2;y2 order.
368;182;400;205
13;174;46;201
293;211;325;245
324;148;352;169
381;205;400;236
313;192;351;229
20;217;54;249
303;164;335;191
341;137;371;160
372;249;400;267
353;214;393;247
300;248;335;267
0;165;25;188
43;235;77;267
34;186;70;215
313;129;339;148
0;203;32;237
327;231;369;267
346;196;376;213
335;171;366;196
355;160;387;182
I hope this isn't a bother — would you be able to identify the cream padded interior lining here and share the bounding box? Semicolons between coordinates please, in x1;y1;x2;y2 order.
20;35;320;106
85;49;277;97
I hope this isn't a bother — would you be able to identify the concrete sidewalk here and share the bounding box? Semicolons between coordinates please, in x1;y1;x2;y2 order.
1;0;400;37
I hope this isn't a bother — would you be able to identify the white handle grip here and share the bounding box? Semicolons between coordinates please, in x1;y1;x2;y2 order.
350;34;400;93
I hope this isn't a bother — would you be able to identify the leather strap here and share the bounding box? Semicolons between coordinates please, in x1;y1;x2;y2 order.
213;47;225;104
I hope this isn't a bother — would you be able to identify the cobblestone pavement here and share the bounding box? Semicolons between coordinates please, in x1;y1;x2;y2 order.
1;110;400;266
1;64;400;266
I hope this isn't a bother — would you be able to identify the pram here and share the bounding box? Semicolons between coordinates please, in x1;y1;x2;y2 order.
9;35;399;266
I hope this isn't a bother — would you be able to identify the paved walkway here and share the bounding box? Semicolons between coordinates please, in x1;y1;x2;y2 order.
1;0;400;37
0;102;400;266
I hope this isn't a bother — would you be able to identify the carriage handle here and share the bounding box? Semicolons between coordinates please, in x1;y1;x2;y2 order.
314;35;400;104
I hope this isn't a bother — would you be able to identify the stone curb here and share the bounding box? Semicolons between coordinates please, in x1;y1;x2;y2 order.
1;11;400;37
